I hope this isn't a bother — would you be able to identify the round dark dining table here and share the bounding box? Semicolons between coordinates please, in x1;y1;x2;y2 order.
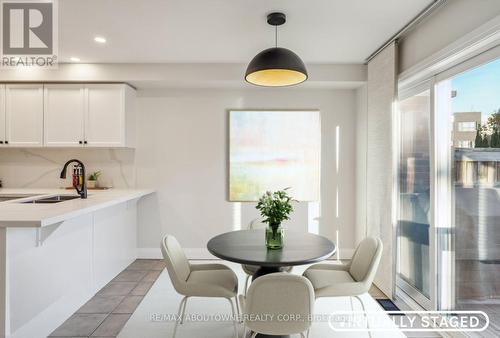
207;230;335;338
207;229;336;280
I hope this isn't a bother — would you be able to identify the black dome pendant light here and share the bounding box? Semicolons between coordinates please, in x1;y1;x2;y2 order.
245;12;308;87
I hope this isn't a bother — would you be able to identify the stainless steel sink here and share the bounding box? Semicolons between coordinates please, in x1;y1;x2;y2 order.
21;195;81;204
0;194;40;202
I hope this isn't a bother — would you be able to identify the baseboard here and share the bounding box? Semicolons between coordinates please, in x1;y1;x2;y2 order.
137;247;355;260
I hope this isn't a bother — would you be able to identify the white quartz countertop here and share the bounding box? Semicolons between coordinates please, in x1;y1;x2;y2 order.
0;188;155;227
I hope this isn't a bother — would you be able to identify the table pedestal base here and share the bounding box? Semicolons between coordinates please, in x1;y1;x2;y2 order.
252;266;288;281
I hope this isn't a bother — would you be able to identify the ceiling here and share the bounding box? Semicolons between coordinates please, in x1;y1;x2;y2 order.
59;0;434;64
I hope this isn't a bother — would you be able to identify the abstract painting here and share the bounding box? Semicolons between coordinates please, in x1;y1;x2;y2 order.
229;110;321;201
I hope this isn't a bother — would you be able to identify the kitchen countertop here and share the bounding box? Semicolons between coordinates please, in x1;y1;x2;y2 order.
0;188;155;227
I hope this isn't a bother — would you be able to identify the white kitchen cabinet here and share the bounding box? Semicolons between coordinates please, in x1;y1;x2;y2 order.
5;84;44;147
0;83;135;148
85;84;135;147
44;84;85;147
0;85;5;146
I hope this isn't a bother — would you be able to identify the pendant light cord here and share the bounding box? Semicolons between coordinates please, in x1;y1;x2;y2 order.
275;25;278;48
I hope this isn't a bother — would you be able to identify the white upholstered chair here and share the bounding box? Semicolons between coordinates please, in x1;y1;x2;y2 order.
161;235;239;337
241;219;292;295
239;273;314;338
303;237;383;337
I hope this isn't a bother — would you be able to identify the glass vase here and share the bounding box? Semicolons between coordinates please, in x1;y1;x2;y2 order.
265;225;284;249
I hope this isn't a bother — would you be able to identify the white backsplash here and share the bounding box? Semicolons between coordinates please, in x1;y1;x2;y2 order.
0;148;136;189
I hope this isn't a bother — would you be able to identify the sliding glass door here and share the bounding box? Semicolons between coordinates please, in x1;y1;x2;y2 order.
434;57;500;336
396;89;432;309
398;49;500;336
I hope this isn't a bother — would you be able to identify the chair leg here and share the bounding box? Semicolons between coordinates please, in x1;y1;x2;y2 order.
244;275;251;296
172;320;179;338
176;296;187;323
173;296;188;337
235;295;241;322
226;297;238;338
179;296;189;324
354;295;371;338
250;332;258;338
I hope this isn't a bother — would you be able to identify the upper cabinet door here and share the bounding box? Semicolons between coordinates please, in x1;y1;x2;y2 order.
85;84;125;147
44;84;85;147
0;85;5;145
5;84;44;147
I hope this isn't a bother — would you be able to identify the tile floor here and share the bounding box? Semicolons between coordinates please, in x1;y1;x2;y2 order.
49;259;166;337
118;261;406;338
48;259;448;338
50;259;390;338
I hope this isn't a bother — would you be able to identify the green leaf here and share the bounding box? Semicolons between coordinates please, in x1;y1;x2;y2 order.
255;188;296;226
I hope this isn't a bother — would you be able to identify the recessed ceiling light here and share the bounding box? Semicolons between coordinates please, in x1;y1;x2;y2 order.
94;36;106;44
70;57;80;62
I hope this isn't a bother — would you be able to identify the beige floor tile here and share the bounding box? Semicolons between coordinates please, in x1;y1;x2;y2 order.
130;281;154;296
112;270;148;282
141;270;162;282
126;259;157;271
152;260;166;271
113;296;144;314
97;282;137;297
91;314;131;337
77;296;125;314
49;314;107;337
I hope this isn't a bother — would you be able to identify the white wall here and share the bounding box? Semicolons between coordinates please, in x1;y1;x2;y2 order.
133;88;357;258
399;0;500;73
0;87;359;259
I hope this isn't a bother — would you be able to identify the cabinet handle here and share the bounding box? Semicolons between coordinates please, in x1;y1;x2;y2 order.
5;141;8;144
79;141;83;144
0;141;3;144
84;141;88;144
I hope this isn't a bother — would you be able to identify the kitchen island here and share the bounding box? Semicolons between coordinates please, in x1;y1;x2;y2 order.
0;188;154;338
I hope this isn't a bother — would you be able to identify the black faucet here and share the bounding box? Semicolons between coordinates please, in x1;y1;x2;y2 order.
60;159;87;199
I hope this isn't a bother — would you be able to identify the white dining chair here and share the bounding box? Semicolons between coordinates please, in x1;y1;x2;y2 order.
302;237;383;337
239;273;314;338
241;219;292;295
161;235;240;337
